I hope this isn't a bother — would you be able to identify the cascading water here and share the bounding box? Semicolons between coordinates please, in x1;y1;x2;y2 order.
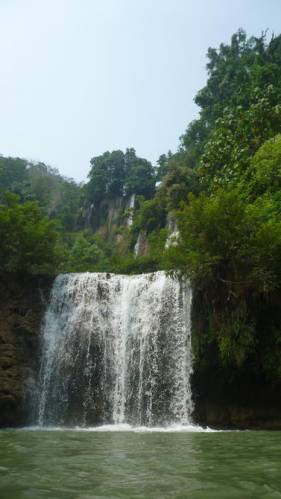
37;272;193;427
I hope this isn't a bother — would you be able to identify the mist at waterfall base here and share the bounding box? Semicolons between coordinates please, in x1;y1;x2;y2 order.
37;271;195;430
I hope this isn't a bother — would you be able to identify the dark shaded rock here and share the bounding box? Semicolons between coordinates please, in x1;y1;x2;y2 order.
191;284;281;429
0;272;54;427
192;368;281;430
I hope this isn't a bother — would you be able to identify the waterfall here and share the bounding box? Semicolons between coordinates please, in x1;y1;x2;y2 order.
134;233;141;257
165;215;179;249
126;193;135;227
37;272;193;427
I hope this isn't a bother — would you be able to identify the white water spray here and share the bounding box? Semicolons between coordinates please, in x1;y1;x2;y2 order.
38;272;193;427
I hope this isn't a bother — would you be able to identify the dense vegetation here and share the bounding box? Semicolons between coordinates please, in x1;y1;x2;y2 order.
87;148;155;203
0;192;60;274
1;29;281;382
163;30;281;381
0;157;83;230
0;148;158;273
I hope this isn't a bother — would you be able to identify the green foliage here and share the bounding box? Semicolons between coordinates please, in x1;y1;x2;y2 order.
159;152;201;210
168;188;281;292
194;30;268;123
217;315;256;368
0;193;60;274
86;148;155;206
133;196;167;233
200;86;281;188
165;150;281;377
58;231;112;273
0;156;83;231
109;254;161;274
178;30;281;180
65;233;102;272
123;148;156;197
87;150;125;203
245;134;281;197
0;157;28;194
155;152;172;180
153;30;281;381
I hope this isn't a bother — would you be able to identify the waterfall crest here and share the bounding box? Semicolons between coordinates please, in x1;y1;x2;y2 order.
37;272;193;427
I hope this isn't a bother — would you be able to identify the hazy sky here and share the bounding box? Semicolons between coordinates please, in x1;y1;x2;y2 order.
1;0;281;181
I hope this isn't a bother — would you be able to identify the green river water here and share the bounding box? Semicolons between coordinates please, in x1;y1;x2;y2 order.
0;428;280;499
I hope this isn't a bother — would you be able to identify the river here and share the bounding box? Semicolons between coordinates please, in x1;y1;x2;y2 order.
0;428;280;498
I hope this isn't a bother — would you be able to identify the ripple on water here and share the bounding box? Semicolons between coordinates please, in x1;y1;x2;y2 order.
0;429;280;499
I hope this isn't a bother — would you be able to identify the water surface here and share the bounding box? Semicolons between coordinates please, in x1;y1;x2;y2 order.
0;429;280;498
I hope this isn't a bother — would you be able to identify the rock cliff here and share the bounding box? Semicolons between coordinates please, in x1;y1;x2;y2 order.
0;273;53;427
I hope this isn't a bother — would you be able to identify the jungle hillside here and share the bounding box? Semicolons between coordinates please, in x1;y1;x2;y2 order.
1;29;281;386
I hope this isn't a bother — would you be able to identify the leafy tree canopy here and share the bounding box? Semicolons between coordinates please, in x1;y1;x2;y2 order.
0;156;83;231
86;148;155;205
0;193;60;274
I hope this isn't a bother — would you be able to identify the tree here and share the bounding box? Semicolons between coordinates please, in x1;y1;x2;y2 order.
0;156;82;231
66;233;103;272
200;86;281;189
124;148;155;197
0;157;29;197
0;193;60;274
246;134;281;198
180;30;281;173
87;149;155;205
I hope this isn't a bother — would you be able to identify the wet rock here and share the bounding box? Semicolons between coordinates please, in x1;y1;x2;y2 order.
0;272;53;427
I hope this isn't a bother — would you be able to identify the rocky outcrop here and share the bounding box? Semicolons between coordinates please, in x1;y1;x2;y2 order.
0;273;53;427
134;231;149;257
83;195;136;233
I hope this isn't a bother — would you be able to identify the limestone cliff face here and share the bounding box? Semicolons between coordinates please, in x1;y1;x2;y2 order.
0;273;53;427
84;195;136;234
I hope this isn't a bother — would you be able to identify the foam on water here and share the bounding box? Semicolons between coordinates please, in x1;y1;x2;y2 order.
26;424;218;433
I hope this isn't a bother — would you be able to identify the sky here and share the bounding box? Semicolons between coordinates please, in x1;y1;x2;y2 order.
0;0;281;181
